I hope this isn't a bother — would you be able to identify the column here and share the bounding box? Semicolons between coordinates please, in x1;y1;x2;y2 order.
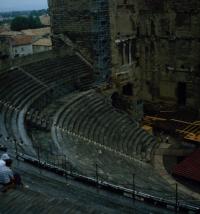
129;40;132;65
123;42;126;65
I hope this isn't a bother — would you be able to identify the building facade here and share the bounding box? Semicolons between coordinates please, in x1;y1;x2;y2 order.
33;38;52;54
0;35;33;59
48;0;200;114
11;36;33;58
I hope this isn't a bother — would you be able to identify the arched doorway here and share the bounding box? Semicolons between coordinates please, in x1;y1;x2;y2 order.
122;83;133;96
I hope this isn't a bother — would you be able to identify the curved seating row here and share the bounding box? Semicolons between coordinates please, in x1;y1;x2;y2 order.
0;53;174;201
0;53;94;154
53;90;158;162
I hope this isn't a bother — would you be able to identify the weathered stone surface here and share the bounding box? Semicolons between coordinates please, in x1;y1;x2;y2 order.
49;0;200;111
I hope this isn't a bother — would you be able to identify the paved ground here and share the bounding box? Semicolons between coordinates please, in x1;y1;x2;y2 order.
28;127;200;205
0;151;175;214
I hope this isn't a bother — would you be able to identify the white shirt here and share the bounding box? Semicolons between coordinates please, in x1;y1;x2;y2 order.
1;153;10;161
0;161;14;184
0;160;5;167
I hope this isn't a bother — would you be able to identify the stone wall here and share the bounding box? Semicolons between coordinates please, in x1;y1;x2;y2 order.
48;0;93;59
110;0;200;109
0;36;10;60
136;0;200;108
48;0;111;81
48;0;200;111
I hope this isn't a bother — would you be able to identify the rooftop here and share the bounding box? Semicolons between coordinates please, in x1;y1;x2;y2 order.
0;26;10;34
0;31;22;36
33;38;52;47
173;149;200;182
21;27;51;37
11;35;32;46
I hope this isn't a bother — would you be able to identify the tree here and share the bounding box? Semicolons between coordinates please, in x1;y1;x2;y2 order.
33;16;43;28
11;16;30;31
11;16;43;31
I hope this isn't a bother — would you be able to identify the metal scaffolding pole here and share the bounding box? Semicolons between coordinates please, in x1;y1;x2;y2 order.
92;0;111;82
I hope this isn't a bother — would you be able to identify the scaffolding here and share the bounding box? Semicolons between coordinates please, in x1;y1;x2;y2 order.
92;0;111;82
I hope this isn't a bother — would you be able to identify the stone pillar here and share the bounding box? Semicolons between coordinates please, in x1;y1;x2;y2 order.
129;40;132;65
123;42;126;65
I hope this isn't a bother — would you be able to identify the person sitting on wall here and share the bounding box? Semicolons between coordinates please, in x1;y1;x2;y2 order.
0;154;23;192
0;154;15;192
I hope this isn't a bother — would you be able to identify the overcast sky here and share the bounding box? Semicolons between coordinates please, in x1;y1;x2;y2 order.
0;0;48;12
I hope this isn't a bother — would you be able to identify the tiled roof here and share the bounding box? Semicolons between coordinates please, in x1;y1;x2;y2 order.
0;27;9;34
11;35;32;46
0;31;22;36
33;38;52;47
21;27;51;36
172;149;200;182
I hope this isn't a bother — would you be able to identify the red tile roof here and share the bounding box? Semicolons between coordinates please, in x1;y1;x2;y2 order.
11;35;32;46
172;149;200;182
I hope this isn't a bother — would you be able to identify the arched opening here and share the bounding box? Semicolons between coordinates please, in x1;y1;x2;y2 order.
122;83;133;96
150;41;155;54
136;26;140;37
111;92;127;110
151;20;155;35
177;82;187;106
111;92;121;108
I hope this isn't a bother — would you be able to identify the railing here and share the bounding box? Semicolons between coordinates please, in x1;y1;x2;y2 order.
0;68;199;212
0;140;199;213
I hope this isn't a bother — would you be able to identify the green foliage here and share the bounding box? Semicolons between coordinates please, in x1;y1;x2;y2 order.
0;9;48;18
30;10;47;17
10;15;43;31
11;16;29;31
